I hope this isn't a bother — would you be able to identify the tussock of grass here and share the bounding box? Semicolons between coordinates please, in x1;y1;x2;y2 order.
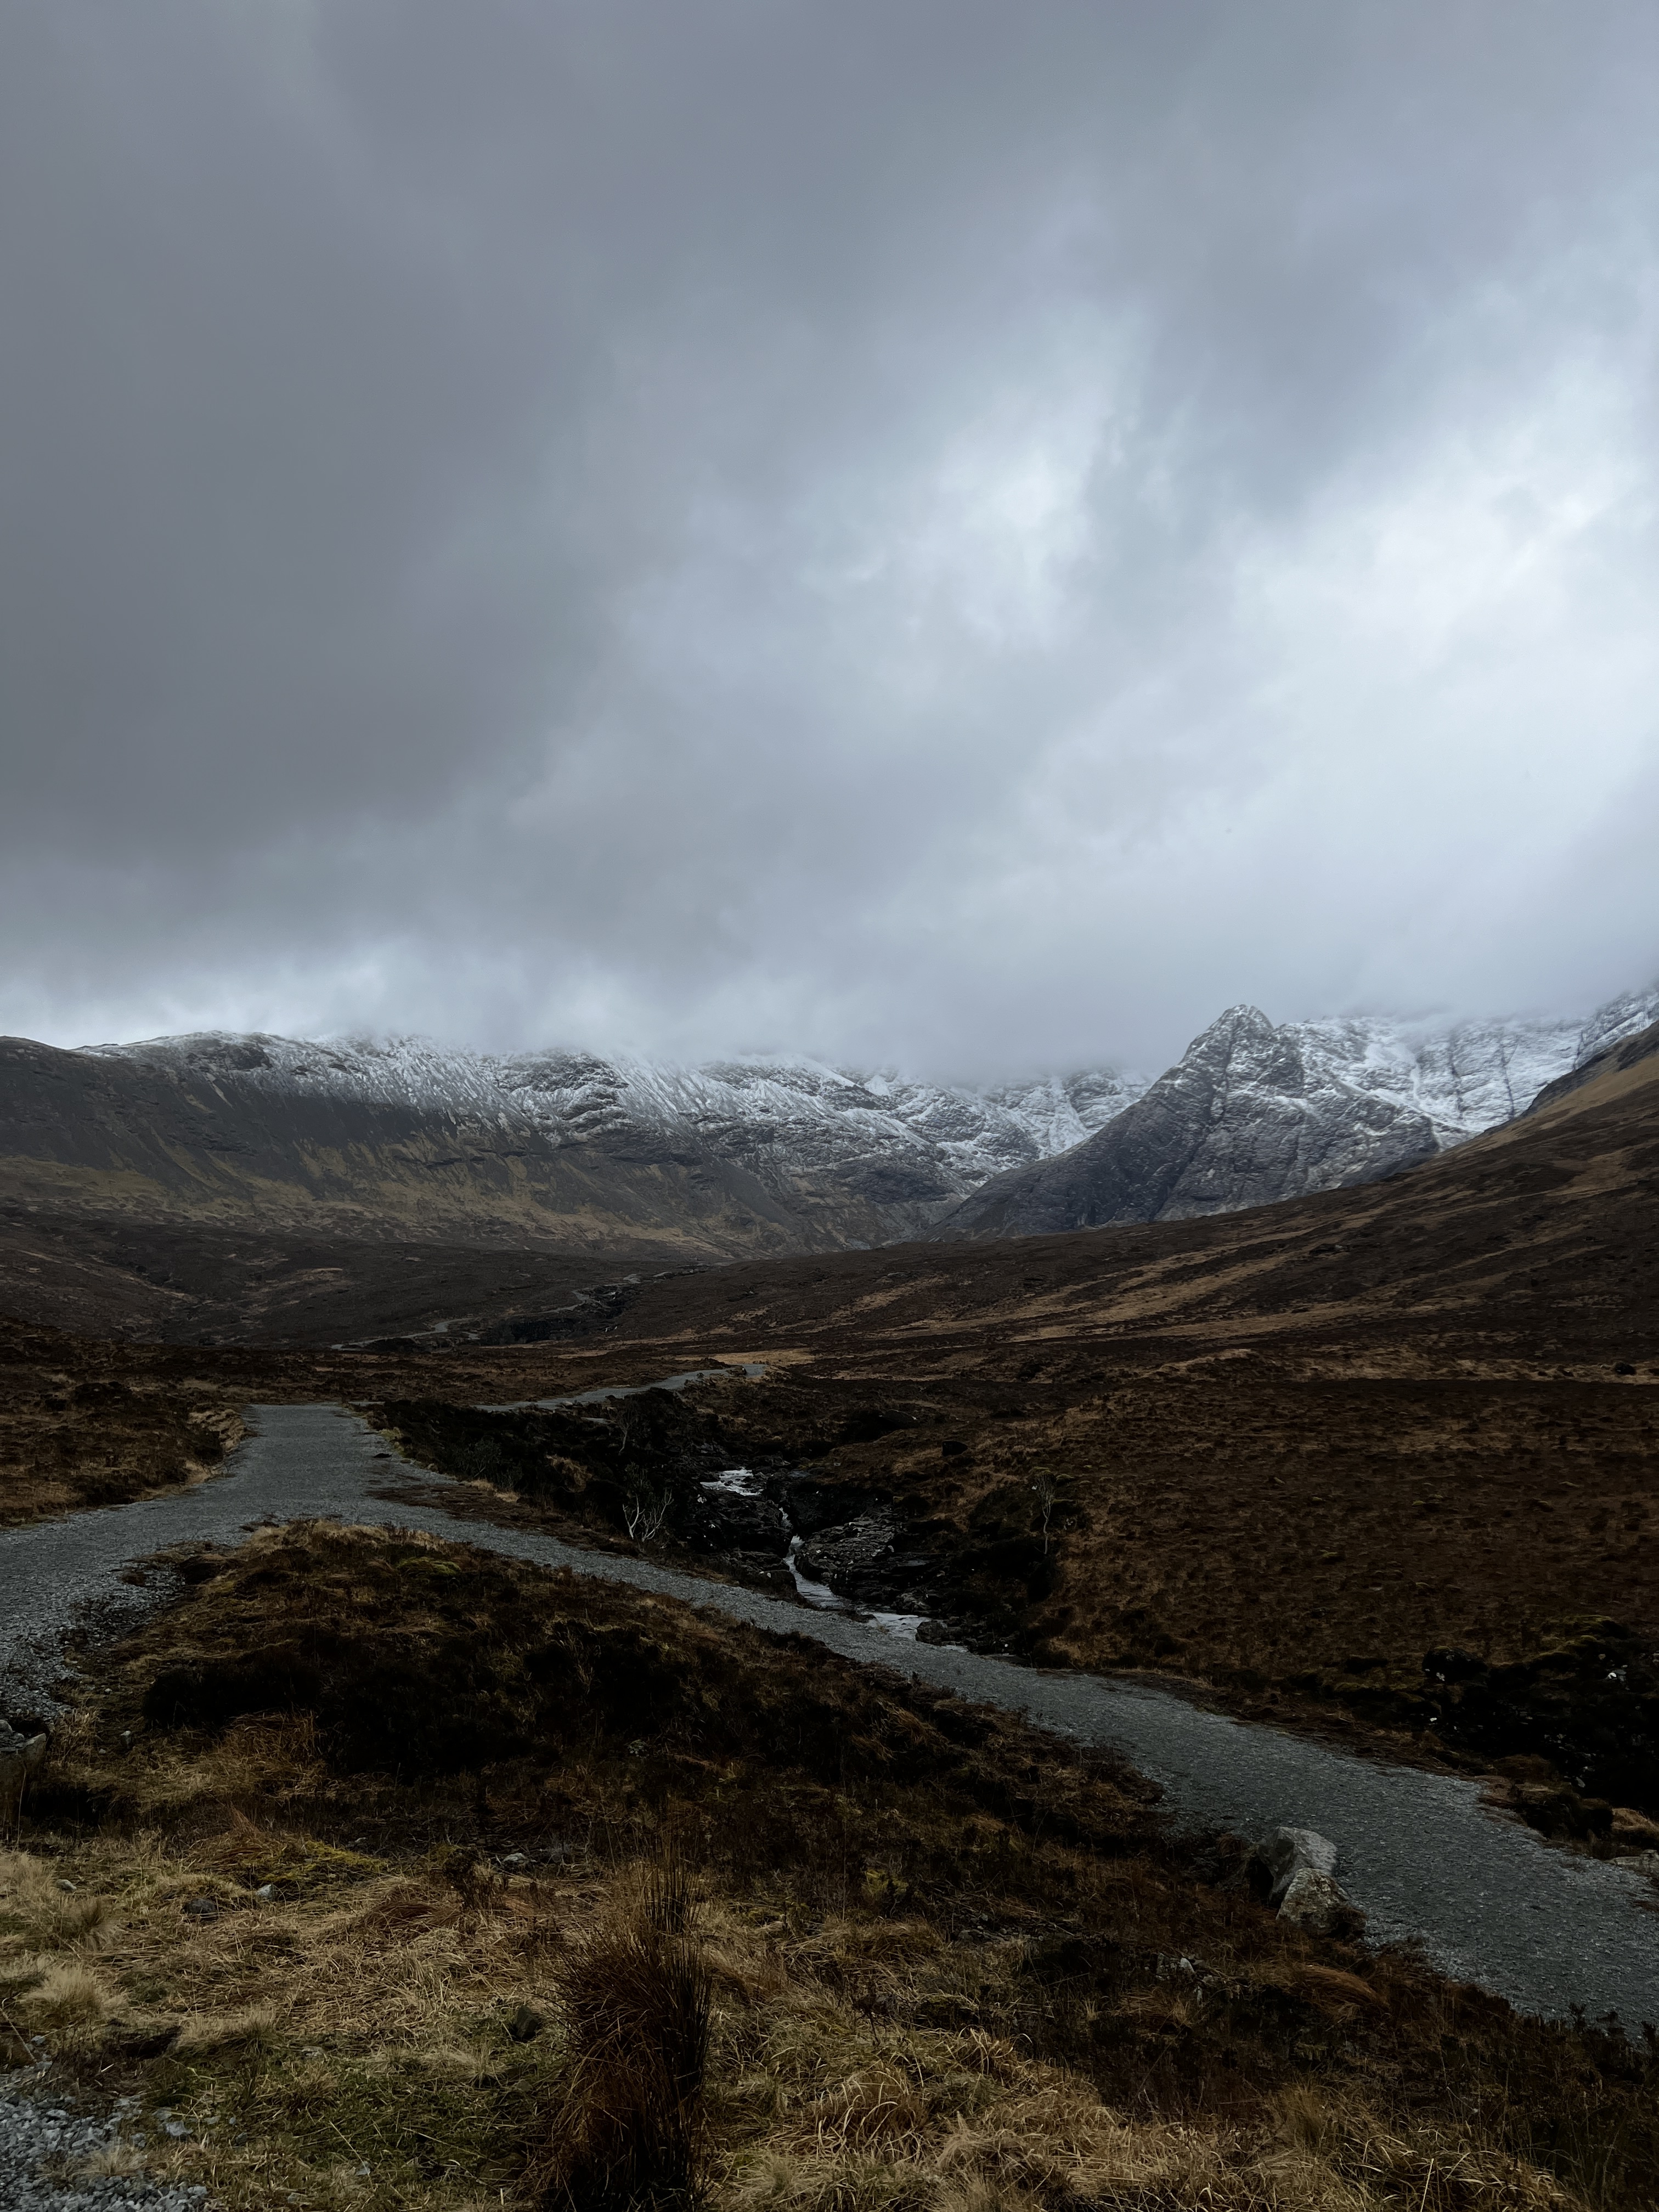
7;1520;1656;2211
527;1859;712;2210
22;1958;111;2031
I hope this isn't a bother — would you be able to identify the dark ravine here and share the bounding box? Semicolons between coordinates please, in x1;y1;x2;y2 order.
2;1401;1656;2031
372;1382;1064;1650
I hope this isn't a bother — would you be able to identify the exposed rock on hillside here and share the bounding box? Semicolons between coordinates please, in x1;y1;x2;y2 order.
944;989;1659;1237
0;984;1652;1269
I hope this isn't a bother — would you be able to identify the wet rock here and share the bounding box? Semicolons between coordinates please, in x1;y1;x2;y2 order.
797;1516;896;1584
685;1483;789;1554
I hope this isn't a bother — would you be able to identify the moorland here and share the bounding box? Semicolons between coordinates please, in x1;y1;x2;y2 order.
0;1021;1656;2208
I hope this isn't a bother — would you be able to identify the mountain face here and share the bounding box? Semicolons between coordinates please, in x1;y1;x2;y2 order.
942;987;1659;1239
0;1033;1145;1258
2;985;1652;1262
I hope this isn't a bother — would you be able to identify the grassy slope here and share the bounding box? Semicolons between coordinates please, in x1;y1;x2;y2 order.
7;1521;1657;2210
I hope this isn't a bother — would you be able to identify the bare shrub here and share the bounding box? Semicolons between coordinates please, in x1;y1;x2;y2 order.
527;1857;712;2211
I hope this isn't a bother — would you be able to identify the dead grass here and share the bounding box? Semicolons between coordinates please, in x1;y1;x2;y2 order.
0;1318;245;1523
4;1521;1655;2212
527;1857;712;2210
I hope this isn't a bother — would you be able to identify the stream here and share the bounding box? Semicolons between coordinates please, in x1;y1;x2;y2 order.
1;1401;1655;2029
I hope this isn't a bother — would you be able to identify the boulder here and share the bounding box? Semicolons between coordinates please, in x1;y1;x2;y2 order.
1263;1825;1338;1903
1277;1867;1351;1934
1260;1826;1357;1936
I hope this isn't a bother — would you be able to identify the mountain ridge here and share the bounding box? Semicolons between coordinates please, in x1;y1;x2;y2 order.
0;983;1650;1274
941;985;1659;1239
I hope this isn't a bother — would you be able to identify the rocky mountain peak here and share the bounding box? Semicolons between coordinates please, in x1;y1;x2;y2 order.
944;981;1659;1239
21;977;1655;1254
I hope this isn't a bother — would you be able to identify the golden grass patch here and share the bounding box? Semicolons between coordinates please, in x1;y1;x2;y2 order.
4;1521;1650;2211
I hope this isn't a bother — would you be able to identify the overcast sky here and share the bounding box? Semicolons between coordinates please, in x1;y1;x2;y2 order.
3;3;1657;1080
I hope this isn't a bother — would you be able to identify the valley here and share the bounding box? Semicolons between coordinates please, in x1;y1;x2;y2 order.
5;1011;1656;1803
3;986;1654;1330
1;1012;1656;2211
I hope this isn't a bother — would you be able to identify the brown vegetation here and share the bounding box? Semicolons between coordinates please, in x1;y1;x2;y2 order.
527;1859;713;2211
7;1519;1658;2209
0;1314;244;1525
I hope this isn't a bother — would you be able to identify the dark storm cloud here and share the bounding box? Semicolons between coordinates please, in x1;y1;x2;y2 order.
3;2;1657;1074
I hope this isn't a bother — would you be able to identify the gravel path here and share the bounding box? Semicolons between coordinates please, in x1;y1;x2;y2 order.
0;2076;205;2212
3;1402;1656;2035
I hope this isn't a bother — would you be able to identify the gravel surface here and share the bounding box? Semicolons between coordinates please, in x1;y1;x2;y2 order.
0;2075;206;2211
4;1401;1657;2037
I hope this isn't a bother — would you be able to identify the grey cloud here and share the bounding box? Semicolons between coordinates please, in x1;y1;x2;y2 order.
1;3;1656;1076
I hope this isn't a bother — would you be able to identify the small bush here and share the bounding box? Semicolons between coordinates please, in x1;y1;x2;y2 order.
528;1859;712;2211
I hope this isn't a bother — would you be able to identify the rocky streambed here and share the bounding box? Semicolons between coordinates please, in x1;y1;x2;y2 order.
688;1463;938;1637
374;1381;1046;1649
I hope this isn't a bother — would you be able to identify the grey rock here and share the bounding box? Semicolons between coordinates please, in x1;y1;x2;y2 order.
944;988;1659;1238
1263;1825;1339;1904
1261;1826;1357;1936
1277;1867;1352;1935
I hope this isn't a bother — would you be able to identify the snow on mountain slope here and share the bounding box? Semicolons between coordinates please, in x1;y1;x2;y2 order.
943;984;1659;1239
1289;988;1659;1139
82;981;1659;1243
81;1034;1148;1204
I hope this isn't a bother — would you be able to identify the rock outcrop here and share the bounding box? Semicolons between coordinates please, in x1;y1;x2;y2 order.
944;988;1659;1238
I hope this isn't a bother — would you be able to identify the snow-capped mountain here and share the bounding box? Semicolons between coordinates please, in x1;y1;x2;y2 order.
943;986;1659;1239
2;979;1648;1257
78;1034;1148;1212
0;1030;1148;1257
